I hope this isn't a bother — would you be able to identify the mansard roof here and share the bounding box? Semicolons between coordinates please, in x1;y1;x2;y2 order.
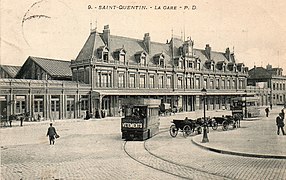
75;32;105;61
75;26;241;67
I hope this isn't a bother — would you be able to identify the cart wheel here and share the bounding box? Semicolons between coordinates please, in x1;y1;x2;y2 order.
222;121;228;131
183;125;192;138
169;124;178;137
212;120;218;130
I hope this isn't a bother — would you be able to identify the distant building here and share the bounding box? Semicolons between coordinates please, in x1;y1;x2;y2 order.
0;65;21;78
248;65;286;106
15;56;72;81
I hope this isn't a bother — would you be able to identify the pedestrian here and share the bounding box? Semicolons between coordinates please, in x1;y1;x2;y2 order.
276;113;285;135
265;107;270;117
37;114;41;121
8;116;12;127
270;104;273;110
85;110;90;120
46;123;58;145
20;116;24;126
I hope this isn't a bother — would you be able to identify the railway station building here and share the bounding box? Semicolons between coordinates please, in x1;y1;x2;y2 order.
0;25;249;120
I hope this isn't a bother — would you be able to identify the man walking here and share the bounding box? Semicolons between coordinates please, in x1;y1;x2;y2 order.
265;107;270;117
47;123;58;145
276;113;285;135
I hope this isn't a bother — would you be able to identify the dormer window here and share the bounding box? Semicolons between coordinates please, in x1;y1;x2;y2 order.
205;60;215;71
227;63;235;71
97;46;109;62
135;51;147;66
195;59;201;70
237;63;245;72
174;56;184;69
153;53;165;68
216;61;226;71
114;48;126;64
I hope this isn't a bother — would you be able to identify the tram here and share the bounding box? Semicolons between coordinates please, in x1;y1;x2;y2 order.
121;98;160;141
231;96;260;118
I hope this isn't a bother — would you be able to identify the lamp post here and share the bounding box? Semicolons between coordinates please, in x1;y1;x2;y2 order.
201;88;209;143
244;90;247;118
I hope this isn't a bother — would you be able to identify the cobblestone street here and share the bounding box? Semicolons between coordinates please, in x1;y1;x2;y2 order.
1;107;286;179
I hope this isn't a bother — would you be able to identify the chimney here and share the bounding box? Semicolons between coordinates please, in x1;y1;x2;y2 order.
205;44;211;60
103;25;110;47
143;33;151;54
225;47;231;61
266;64;272;70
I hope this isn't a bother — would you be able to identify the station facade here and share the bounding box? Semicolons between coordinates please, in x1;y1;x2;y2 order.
1;25;249;120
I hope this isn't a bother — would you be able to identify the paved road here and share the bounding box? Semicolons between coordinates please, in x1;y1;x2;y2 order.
1;107;286;179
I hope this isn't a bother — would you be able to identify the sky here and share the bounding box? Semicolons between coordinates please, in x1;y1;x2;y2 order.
1;0;286;74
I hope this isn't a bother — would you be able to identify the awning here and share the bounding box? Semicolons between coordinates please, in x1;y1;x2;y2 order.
91;89;249;99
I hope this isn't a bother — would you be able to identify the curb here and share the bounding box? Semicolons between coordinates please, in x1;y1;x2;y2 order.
191;138;286;159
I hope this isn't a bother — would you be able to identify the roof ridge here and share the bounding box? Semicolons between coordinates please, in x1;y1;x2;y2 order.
29;56;69;62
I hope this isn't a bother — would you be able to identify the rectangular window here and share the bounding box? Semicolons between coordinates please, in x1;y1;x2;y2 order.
203;79;207;89
210;80;214;89
159;76;164;88
34;101;39;112
80;95;89;111
189;62;193;68
102;74;108;87
118;73;125;88
140;75;146;88
166;76;171;88
178;77;183;89
195;78;200;89
216;79;220;89
149;76;155;88
186;77;191;89
129;74;135;88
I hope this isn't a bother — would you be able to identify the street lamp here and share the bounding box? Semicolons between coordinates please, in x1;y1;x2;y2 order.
244;90;247;118
201;88;209;143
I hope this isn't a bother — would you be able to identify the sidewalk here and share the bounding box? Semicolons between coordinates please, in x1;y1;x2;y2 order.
192;106;286;159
